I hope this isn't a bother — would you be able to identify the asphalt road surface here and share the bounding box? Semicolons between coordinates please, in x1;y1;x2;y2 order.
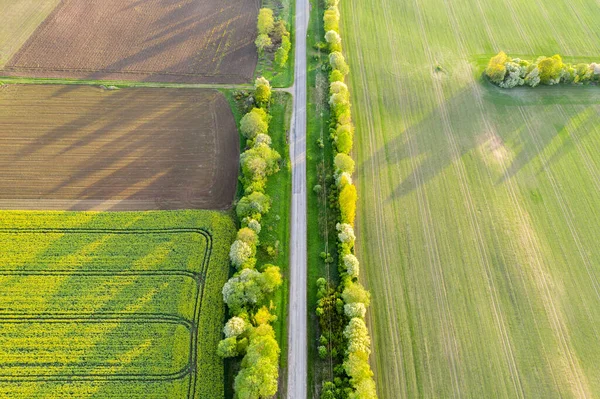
287;0;309;397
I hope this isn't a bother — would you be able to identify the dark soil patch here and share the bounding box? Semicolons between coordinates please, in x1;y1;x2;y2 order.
0;85;239;210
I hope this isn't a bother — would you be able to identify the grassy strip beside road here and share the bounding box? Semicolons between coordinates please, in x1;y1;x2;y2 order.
305;0;339;397
223;90;292;398
260;92;293;382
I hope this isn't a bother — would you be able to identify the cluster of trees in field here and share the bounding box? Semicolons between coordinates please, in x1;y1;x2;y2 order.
255;7;292;68
218;77;283;399
486;51;600;88
315;0;378;398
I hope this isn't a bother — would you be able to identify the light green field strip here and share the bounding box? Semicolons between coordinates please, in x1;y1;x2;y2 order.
0;0;61;67
0;275;198;320
0;379;191;399
342;0;600;397
0;321;191;376
0;230;206;272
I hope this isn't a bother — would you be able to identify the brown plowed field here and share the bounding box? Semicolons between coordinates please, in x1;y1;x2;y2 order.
0;85;239;210
1;0;259;84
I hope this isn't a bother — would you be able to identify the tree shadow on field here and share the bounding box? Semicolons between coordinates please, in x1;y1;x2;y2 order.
364;81;600;202
2;85;239;210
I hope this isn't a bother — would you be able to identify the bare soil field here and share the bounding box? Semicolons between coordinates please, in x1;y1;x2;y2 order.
0;85;239;210
1;0;259;84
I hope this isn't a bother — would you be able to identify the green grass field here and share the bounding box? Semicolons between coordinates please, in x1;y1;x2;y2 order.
341;0;600;397
0;210;235;399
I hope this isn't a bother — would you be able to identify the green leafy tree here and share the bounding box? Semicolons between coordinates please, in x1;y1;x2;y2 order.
334;153;355;174
257;8;275;35
345;351;378;399
240;144;281;187
222;269;264;314
537;54;564;85
330;69;345;82
342;282;371;307
318;345;328;359
485;51;508;84
255;34;272;54
234;324;280;399
229;239;255;269
329;52;350;75
236;192;272;220
323;7;340;32
254;77;272;106
336;124;354;154
217;336;239;358
344;318;372;354
275;35;292;68
237;227;259;247
240;108;269;139
224;316;247;338
272;19;289;43
339;183;357;225
260;265;283;293
325;30;342;52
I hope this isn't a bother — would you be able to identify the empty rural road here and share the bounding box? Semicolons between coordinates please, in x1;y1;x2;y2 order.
287;0;309;397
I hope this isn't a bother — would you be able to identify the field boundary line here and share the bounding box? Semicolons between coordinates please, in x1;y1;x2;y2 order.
3;66;248;81
0;75;255;90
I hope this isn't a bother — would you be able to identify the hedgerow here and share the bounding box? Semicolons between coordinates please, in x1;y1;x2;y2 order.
485;51;600;88
316;1;379;398
256;7;292;70
218;77;284;398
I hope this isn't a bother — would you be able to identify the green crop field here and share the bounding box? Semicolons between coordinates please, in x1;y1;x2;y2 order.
341;0;600;397
0;210;235;399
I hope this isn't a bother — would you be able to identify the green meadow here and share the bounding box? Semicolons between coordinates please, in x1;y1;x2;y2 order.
341;0;600;396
